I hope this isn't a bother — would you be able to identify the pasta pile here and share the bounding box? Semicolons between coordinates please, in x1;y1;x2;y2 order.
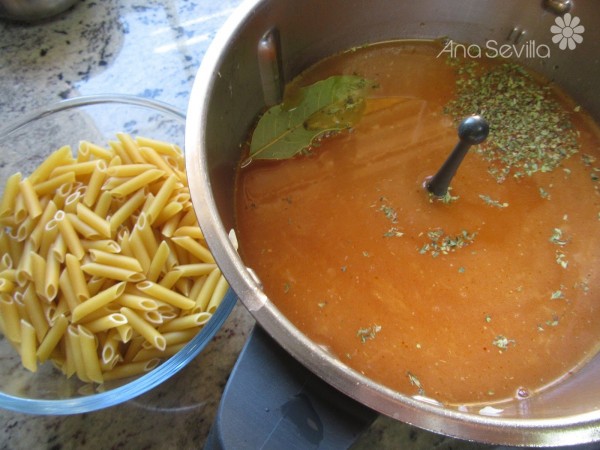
0;133;229;384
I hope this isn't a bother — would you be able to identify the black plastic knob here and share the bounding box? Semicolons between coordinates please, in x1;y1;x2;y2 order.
426;116;489;197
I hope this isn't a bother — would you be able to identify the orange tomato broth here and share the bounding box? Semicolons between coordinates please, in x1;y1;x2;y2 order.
234;41;600;405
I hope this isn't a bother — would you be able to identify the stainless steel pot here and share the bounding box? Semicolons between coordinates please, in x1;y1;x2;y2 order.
186;0;600;446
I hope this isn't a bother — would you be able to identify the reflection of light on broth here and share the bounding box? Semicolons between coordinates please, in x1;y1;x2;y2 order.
235;41;600;405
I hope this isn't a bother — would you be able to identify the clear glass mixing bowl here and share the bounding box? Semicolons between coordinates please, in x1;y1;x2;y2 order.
0;95;236;414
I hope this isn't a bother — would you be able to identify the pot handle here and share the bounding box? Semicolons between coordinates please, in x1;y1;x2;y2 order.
205;325;378;449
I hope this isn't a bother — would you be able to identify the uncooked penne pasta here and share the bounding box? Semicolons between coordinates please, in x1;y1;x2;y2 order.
116;324;133;343
39;218;59;259
29;200;58;249
28;145;74;185
13;195;27;224
101;359;160;382
194;267;221;313
143;328;198;349
132;342;185;362
36;314;69;363
77;325;103;383
157;269;182;290
136;136;182;158
174;263;217;278
18;178;43;219
49;234;66;263
71;281;126;323
88;249;143;273
117;132;145;164
127;228;151;273
54;210;85;260
133;212;158;257
138;146;178;176
101;328;121;365
50;160;98;178
66;325;90;382
146;240;170;282
144;174;178;224
80;239;120;253
207;274;229;314
0;172;22;219
58;272;80;318
109;169;164;199
142;310;163;325
157;312;212;333
160;213;180;238
136;280;195;310
83;312;127;333
16;241;35;286
82;161;107;208
0;294;21;343
20;319;38;372
0;276;14;293
76;203;111;238
30;252;47;298
0;132;230;383
108;188;145;232
171;236;215;264
152;202;183;227
120;307;166;351
33;172;75;197
93;191;113;218
173;226;205;240
80;140;113;161
22;284;49;341
105;163;157;177
189;276;208;302
117;293;158;311
65;253;90;302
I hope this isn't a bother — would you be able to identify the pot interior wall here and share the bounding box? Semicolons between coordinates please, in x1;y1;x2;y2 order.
193;0;600;442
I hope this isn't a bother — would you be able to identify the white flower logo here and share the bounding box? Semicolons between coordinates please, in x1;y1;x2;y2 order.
551;13;585;50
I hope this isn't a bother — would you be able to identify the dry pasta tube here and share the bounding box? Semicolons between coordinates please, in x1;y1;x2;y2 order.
22;284;49;342
120;307;166;351
194;268;222;313
81;262;144;283
171;236;215;264
66;326;90;382
27;145;74;186
84;313;127;333
136;280;195;310
145;240;170;282
158;312;212;333
101;329;121;365
31;253;46;296
77;325;103;384
207;274;229;313
71;281;126;323
132;342;186;362
117;293;158;311
101;359;160;382
0;294;21;343
0;172;22;219
20;320;38;372
36;314;69;363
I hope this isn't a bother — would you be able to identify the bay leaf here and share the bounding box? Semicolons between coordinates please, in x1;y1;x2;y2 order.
248;75;372;161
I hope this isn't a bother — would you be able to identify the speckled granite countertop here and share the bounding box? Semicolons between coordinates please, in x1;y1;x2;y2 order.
0;1;593;449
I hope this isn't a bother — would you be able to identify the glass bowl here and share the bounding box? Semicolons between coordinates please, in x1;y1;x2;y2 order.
0;95;237;414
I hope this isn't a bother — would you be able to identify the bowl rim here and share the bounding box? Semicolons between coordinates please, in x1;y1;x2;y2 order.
0;94;185;138
0;94;237;415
